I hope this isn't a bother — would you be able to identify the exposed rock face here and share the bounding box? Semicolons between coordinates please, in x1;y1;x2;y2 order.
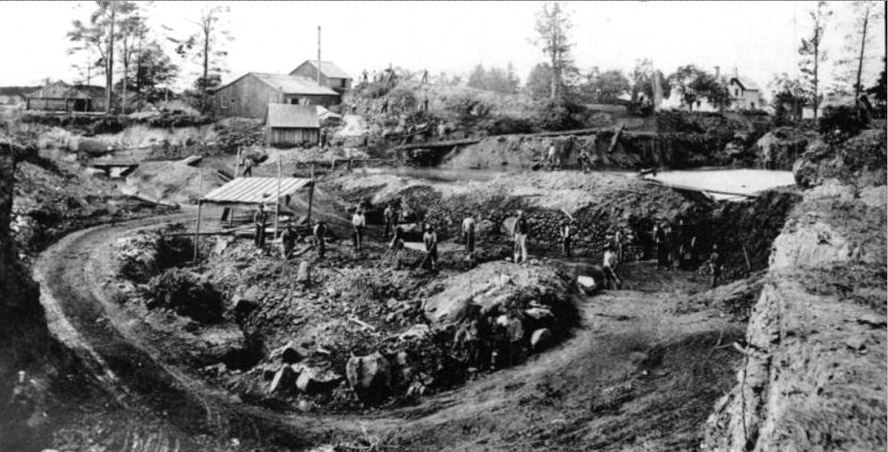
702;179;887;452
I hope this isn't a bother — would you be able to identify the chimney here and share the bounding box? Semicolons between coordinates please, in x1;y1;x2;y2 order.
714;66;720;80
317;26;322;86
733;67;739;79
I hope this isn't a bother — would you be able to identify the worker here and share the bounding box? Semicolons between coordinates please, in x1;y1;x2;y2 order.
321;130;328;148
462;215;477;256
421;223;439;271
421;69;429;84
422;96;429;111
380;98;389;114
8;370;45;446
512;210;529;264
253;204;267;248
383;203;396;240
710;244;724;288
388;220;405;269
559;219;572;257
242;155;254;177
352;207;366;252
361;69;368;83
280;225;296;259
602;244;622;289
654;223;667;271
313;219;327;259
614;229;625;263
546;143;558;170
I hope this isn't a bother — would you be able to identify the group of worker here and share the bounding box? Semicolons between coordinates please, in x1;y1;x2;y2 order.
252;204;329;261
252;202;723;289
652;221;724;288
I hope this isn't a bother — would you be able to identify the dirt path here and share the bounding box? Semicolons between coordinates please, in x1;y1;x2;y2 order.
35;214;746;451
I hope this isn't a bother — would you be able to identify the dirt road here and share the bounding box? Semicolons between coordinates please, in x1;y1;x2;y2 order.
35;214;746;451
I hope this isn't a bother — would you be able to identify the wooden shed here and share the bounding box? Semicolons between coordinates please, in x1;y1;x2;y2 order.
25;81;106;112
290;60;353;94
213;72;340;119
266;104;320;147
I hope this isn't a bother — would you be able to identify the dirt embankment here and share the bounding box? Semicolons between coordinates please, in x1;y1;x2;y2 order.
794;128;887;189
702;132;887;451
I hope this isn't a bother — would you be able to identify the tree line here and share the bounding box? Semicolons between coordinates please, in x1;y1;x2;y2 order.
67;0;233;114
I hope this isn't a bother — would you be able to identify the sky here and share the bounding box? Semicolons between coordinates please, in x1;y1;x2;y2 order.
1;1;885;97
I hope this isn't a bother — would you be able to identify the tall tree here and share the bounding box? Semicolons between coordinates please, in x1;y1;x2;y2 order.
630;58;671;104
67;1;137;113
666;65;731;112
175;5;232;113
526;63;553;101
534;2;573;100
798;1;832;120
770;73;807;121
849;1;883;103
592;69;631;104
118;11;148;112
467;64;488;90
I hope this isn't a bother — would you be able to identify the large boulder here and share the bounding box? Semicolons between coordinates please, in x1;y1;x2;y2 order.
423;261;570;326
295;366;341;394
346;352;392;404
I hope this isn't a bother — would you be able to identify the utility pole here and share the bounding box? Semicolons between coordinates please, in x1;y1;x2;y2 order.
317;25;322;86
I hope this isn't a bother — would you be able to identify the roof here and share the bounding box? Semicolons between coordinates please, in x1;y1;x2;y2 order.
266;104;319;128
294;60;352;80
26;82;89;99
215;72;338;96
202;177;312;205
731;75;761;92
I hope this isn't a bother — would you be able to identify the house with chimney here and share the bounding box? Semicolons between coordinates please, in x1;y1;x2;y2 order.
663;66;765;112
289;60;353;94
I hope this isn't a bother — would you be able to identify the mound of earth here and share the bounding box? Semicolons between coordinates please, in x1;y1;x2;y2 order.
702;175;887;450
120;158;226;205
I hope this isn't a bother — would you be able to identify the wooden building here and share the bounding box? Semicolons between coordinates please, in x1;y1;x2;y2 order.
290;60;353;94
213;72;340;120
266;104;320;147
25;81;106;112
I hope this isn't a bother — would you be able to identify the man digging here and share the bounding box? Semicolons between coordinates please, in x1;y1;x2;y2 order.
253;204;267;249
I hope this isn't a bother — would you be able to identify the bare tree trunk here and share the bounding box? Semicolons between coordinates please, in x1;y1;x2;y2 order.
135;28;144;97
122;39;129;114
201;21;211;113
106;6;116;115
855;10;870;104
813;40;819;121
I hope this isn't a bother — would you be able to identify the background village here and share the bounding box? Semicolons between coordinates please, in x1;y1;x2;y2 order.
0;1;885;452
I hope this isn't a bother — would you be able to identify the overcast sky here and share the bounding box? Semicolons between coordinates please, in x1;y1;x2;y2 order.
1;1;885;96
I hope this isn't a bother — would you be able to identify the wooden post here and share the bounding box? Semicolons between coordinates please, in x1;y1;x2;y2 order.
194;171;203;262
307;164;315;225
234;146;241;178
194;200;203;262
274;159;282;239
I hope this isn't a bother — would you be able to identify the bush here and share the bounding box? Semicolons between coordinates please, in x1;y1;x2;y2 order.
532;99;584;131
443;93;493;125
146;268;224;323
484;116;535;136
818;105;869;143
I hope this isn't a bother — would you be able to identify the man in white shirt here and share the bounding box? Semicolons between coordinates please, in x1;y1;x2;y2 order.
352;207;366;251
602;244;622;289
462;215;476;256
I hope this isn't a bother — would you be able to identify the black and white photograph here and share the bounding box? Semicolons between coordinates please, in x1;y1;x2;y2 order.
0;1;886;451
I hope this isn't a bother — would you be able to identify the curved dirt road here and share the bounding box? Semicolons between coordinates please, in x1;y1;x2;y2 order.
35;214;745;451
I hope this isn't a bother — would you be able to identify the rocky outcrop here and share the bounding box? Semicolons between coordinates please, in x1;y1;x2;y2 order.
793;129;887;189
702;179;887;451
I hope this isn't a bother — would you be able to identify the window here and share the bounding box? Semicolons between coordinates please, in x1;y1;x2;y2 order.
220;95;228;109
751;102;756;110
341;79;347;88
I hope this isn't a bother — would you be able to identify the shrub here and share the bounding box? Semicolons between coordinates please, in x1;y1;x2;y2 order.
484;116;535;135
533;99;584;131
443;93;493;126
818;105;869;143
